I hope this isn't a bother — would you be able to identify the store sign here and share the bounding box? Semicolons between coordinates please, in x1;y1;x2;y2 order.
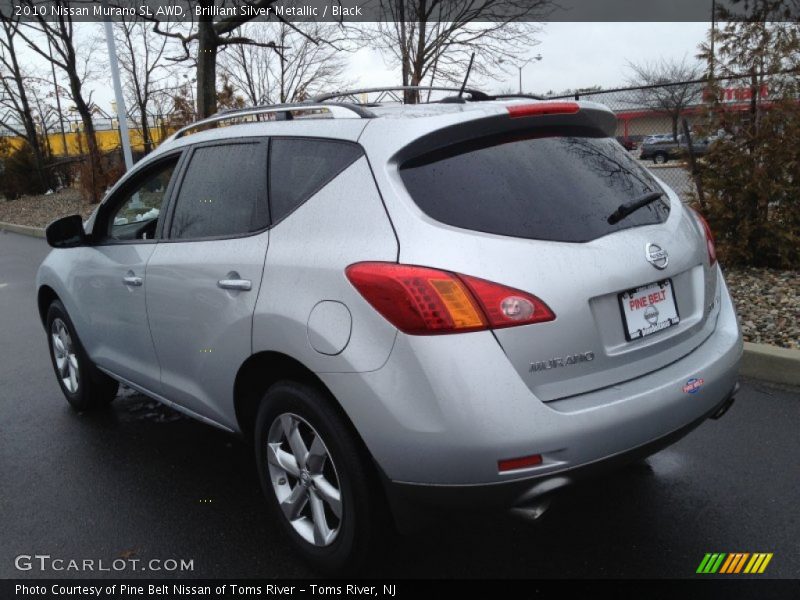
703;84;769;103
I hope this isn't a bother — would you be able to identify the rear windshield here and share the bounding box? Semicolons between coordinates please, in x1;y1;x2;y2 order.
399;130;669;243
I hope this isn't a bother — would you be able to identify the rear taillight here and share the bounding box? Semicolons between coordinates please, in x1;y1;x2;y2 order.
458;274;555;329
506;102;580;119
345;262;555;335
692;210;717;266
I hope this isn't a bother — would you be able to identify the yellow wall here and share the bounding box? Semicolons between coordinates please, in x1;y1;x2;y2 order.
1;126;173;158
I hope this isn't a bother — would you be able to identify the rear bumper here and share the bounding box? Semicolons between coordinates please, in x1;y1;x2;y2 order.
386;382;738;510
320;274;743;491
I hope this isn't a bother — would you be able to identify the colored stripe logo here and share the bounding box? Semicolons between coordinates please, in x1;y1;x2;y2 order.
697;552;773;574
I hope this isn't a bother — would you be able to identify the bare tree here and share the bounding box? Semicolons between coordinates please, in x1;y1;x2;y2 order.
160;77;198;130
0;11;48;191
16;0;107;200
220;29;273;106
144;72;189;142
626;57;704;141
148;0;296;118
114;19;173;154
359;0;551;103
27;80;61;157
220;22;351;105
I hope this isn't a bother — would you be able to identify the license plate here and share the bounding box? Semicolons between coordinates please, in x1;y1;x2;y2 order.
618;279;680;341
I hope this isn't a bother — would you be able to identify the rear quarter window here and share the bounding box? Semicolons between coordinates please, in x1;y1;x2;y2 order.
399;131;669;243
269;138;363;223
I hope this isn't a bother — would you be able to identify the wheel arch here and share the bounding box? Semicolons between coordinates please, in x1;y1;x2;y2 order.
234;351;353;443
37;285;60;327
236;350;407;532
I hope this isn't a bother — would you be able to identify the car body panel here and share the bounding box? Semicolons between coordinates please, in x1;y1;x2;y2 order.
37;243;162;392
362;118;718;402
145;232;270;429
319;271;741;485
252;156;399;377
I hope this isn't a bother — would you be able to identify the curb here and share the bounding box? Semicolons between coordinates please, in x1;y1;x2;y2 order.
0;221;45;238
0;221;797;388
741;342;800;387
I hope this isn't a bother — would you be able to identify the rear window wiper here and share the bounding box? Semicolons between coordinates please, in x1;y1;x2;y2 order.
607;191;664;225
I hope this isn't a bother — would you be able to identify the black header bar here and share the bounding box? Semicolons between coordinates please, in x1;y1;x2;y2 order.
1;0;798;23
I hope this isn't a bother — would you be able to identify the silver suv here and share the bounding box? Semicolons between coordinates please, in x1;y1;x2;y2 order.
36;89;742;572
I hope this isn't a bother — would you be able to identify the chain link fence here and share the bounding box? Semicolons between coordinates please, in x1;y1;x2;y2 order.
546;74;772;203
0;75;778;203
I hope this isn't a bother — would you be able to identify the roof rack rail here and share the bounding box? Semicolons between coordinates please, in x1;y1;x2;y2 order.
313;86;492;104
489;93;546;101
166;102;374;141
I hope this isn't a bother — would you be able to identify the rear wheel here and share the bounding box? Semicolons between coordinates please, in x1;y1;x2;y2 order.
46;300;118;411
254;381;387;573
653;152;668;164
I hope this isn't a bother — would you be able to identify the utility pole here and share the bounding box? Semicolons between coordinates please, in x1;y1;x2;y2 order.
517;54;542;94
102;12;133;173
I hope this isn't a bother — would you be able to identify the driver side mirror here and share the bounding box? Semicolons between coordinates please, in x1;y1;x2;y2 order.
45;215;87;248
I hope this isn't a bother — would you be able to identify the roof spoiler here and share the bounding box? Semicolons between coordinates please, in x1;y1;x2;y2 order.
498;101;616;135
391;101;618;164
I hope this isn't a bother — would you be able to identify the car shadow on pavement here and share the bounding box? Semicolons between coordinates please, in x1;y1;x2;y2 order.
56;393;720;579
373;461;669;578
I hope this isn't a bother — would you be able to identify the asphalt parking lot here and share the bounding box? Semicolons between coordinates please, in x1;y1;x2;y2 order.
1;230;798;579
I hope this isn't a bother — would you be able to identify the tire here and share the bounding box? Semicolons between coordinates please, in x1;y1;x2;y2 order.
46;300;118;411
653;152;668;164
254;380;388;574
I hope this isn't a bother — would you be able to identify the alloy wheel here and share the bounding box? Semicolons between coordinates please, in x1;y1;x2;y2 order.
51;318;79;394
266;413;343;546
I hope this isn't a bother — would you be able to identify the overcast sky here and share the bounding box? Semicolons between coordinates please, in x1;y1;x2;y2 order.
349;22;710;96
19;22;710;113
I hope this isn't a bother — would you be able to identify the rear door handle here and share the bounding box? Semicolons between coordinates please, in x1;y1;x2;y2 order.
123;275;143;287
218;279;252;291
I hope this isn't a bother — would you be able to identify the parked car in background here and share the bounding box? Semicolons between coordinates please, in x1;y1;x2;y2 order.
642;134;673;145
616;136;639;151
639;134;712;164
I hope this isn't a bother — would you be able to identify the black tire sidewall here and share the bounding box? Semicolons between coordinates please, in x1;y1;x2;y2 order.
45;300;114;410
254;381;378;573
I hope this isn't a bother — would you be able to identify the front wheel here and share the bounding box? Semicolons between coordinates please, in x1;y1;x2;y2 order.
254;381;388;573
46;300;118;411
653;152;668;164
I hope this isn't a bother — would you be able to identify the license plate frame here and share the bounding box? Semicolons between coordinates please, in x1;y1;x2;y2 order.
618;279;680;341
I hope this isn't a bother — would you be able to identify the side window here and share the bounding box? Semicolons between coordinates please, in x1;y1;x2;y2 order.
170;142;268;240
269;138;363;223
107;158;178;241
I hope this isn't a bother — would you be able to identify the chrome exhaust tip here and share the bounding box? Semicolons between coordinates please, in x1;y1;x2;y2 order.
509;498;551;522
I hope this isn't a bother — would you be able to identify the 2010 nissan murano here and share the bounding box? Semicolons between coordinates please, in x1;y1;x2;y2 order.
36;90;742;572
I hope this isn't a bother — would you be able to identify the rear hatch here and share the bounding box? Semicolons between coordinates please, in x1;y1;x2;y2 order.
395;105;719;401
